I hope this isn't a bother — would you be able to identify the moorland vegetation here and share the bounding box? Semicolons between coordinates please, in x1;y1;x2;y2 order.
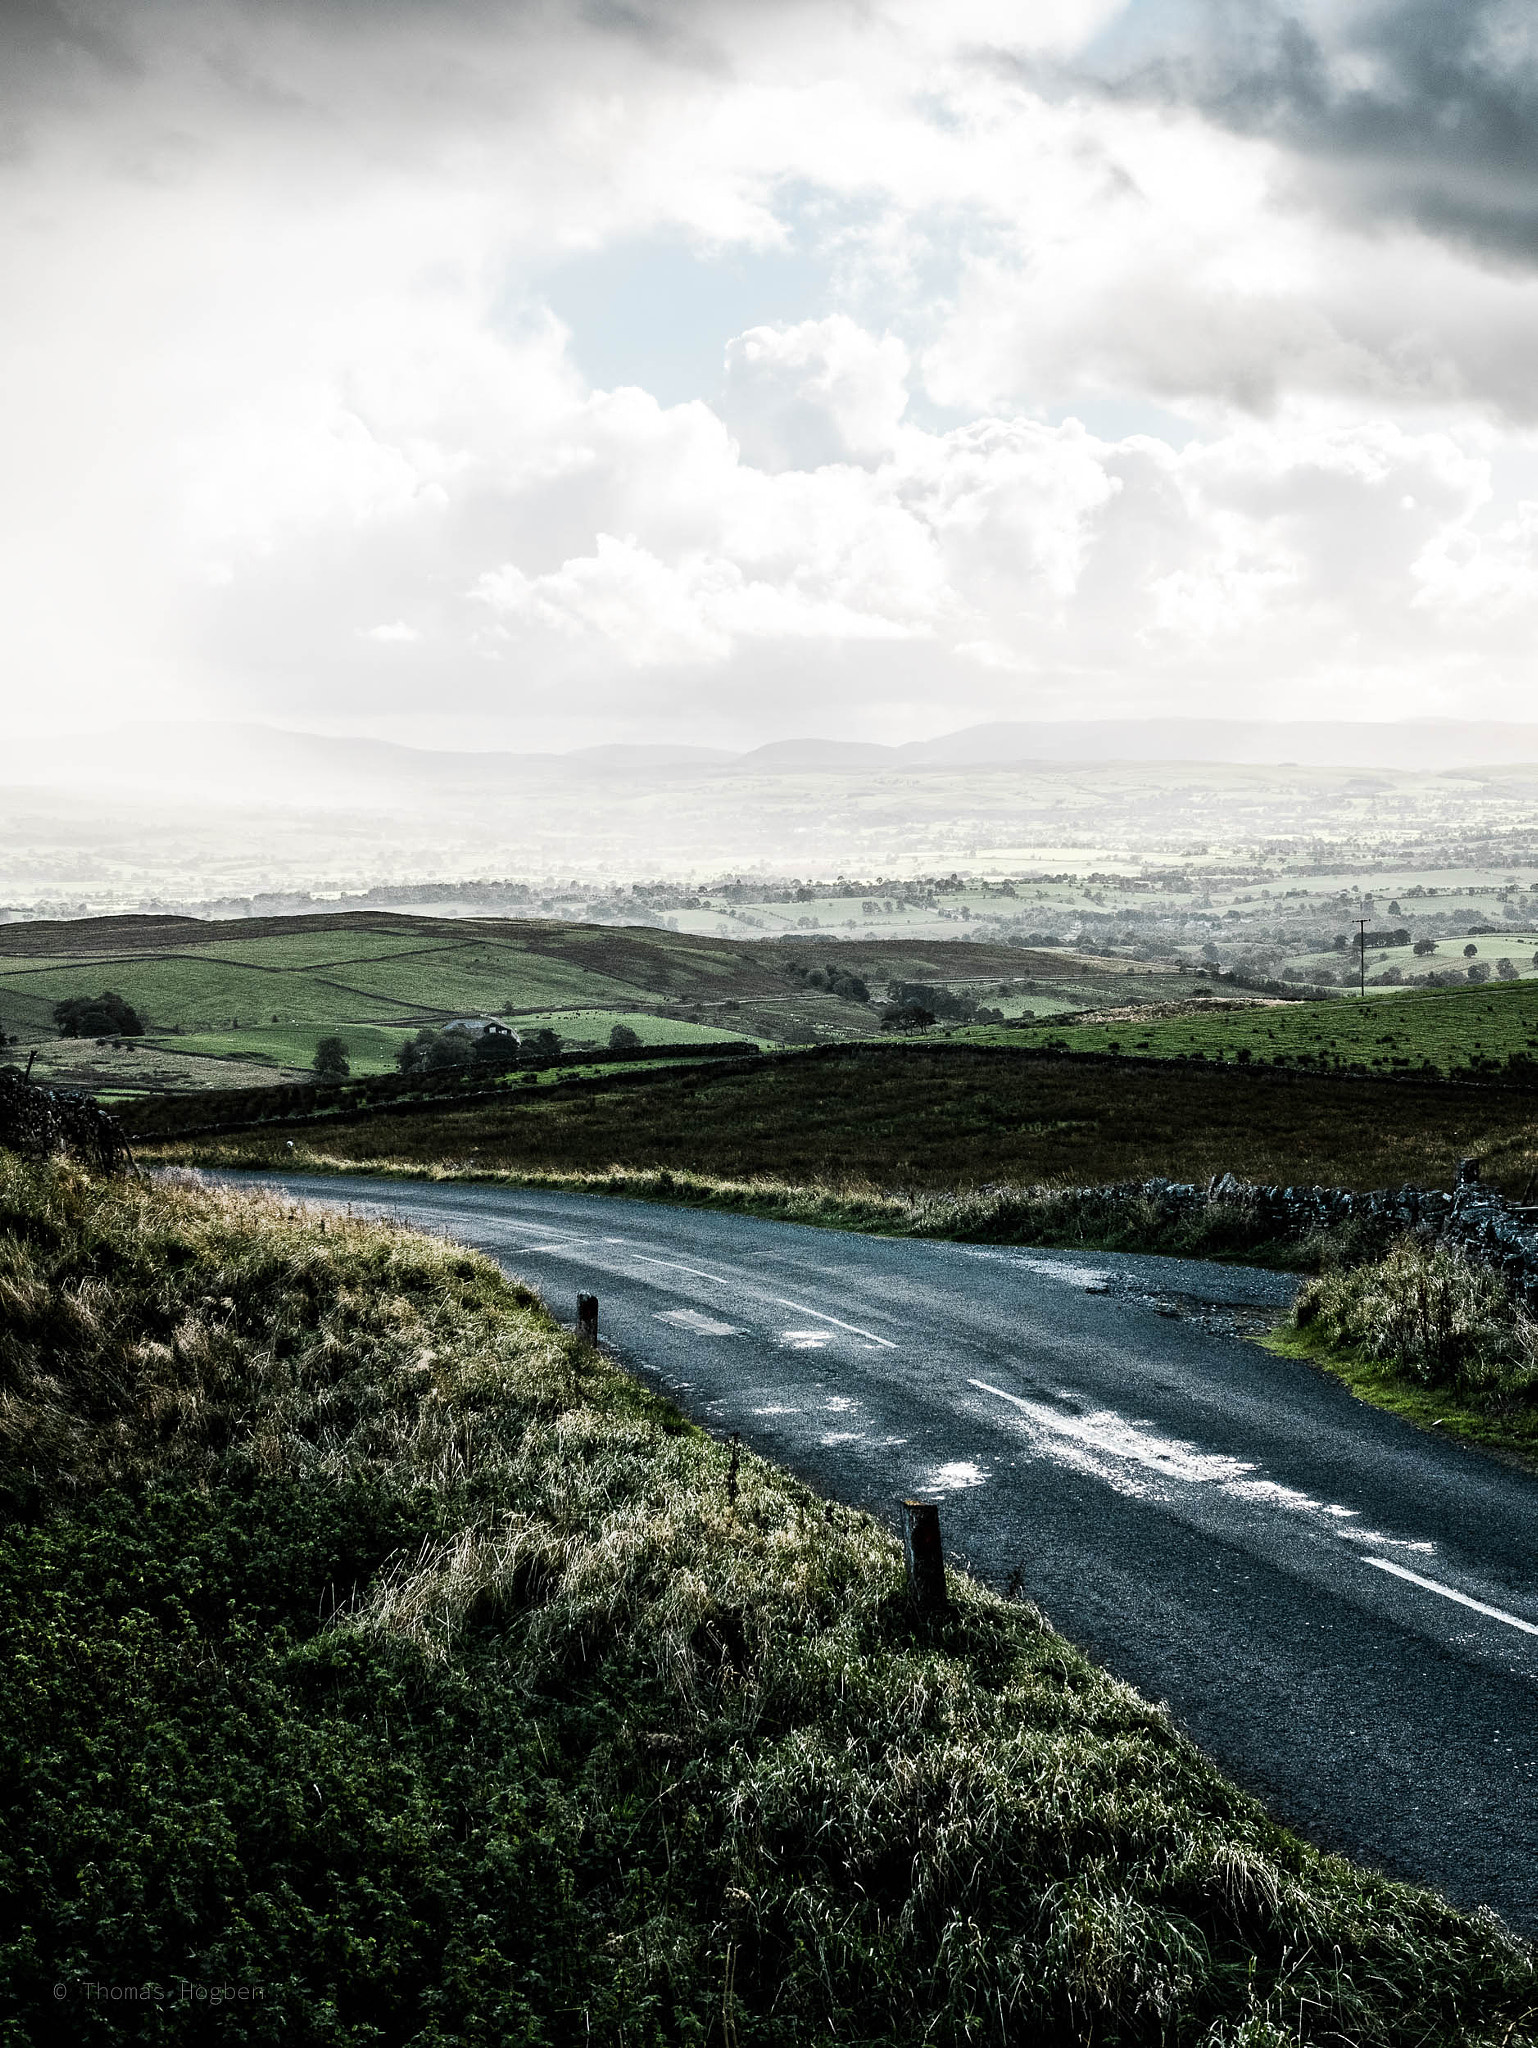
139;1043;1538;1201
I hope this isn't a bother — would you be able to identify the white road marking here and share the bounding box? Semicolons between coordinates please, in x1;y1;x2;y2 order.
656;1308;742;1337
969;1379;1439;1557
1363;1557;1538;1637
623;1251;897;1346
969;1379;1254;1483
927;1459;988;1493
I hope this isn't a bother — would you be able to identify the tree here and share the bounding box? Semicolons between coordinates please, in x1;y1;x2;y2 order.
396;1028;473;1075
1464;943;1478;958
609;1023;642;1051
526;1028;561;1058
1468;962;1491;984
881;1003;936;1033
1497;958;1519;980
53;991;143;1039
1413;938;1437;957
313;1036;350;1082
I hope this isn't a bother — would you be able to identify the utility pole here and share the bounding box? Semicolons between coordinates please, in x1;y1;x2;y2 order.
1357;917;1367;998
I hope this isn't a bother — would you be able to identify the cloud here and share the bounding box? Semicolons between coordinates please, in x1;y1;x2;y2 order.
473;532;924;666
722;316;910;470
1097;0;1538;263
6;0;1538;748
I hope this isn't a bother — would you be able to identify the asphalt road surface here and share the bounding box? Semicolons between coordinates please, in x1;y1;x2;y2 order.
224;1171;1538;1933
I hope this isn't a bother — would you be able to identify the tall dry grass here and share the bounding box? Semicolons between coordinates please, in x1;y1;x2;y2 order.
1294;1236;1538;1402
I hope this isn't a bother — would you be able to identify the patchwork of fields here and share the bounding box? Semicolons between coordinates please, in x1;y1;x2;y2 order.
0;910;1111;1092
8;909;1538;1096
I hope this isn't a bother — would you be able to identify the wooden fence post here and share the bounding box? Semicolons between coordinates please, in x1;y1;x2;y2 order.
577;1294;598;1344
901;1500;947;1612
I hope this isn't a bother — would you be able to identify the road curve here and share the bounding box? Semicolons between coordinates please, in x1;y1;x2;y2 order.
220;1170;1538;1933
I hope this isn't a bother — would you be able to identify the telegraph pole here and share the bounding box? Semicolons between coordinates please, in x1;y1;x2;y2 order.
1357;917;1367;998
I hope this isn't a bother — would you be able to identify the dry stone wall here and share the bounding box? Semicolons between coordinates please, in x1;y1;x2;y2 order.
1135;1161;1538;1302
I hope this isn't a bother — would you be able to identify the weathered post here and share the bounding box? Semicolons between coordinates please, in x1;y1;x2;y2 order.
726;1433;741;1503
901;1500;947;1612
576;1293;598;1345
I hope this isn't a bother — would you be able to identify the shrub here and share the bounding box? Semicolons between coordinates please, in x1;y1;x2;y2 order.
609;1023;642;1051
0;1067;133;1173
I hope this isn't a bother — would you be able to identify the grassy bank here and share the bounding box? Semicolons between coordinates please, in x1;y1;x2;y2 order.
1270;1238;1538;1467
4;1157;1535;2044
136;1042;1538;1195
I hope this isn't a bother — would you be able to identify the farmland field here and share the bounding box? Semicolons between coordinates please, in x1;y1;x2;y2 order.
964;978;1538;1078
0;911;1178;1091
12;908;1538;1098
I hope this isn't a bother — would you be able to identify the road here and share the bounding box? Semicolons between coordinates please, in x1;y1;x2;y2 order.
224;1171;1538;1932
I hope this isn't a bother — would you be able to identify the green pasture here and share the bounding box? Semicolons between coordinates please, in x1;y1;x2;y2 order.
0;924;680;1042
0;955;405;1032
143;1022;417;1076
506;1008;767;1048
963;978;1538;1076
321;945;635;1015
169;928;460;971
1277;935;1538;986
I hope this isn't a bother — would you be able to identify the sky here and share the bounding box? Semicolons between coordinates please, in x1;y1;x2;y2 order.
7;0;1538;753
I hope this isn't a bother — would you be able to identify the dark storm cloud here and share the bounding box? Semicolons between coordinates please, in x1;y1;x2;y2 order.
0;0;740;165
1099;0;1538;263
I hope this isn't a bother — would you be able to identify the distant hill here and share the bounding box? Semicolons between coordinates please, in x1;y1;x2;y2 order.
10;715;1538;810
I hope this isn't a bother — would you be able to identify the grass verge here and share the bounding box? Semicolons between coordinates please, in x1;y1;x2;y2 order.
1267;1238;1538;1469
4;1155;1536;2044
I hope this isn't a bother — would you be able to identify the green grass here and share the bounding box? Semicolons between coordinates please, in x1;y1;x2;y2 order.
0;913;871;1052
503;1007;769;1048
143;1021;417;1075
0;954;407;1032
0;911;1216;1075
136;1043;1538;1197
964;979;1538;1078
1264;1326;1538;1469
3;1154;1535;2043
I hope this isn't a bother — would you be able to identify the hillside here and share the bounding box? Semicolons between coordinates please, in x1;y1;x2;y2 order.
970;978;1538;1080
135;1042;1538;1197
0;911;1163;1094
3;1154;1533;2043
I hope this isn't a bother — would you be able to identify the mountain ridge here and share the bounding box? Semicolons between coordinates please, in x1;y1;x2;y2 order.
9;714;1538;807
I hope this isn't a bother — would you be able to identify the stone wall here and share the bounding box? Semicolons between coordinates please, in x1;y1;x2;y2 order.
1135;1161;1538;1302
